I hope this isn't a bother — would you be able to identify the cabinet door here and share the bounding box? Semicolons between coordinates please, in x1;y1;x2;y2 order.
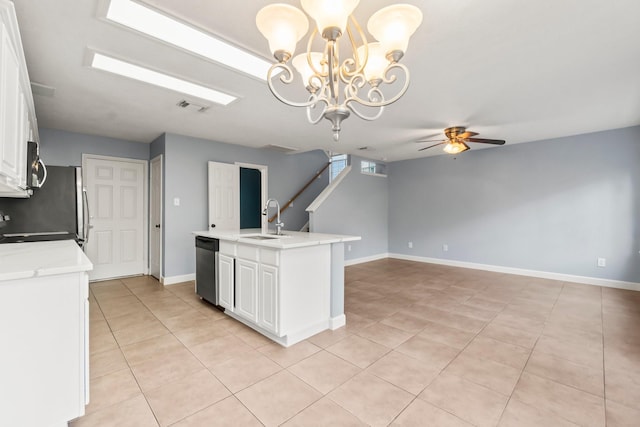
0;24;22;185
0;272;87;426
235;258;258;323
258;264;279;335
218;254;234;311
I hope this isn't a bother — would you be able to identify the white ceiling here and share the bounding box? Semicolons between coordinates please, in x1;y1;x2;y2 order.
13;0;640;161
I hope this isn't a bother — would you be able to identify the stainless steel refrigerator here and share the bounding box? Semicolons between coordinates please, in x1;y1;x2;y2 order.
0;166;89;246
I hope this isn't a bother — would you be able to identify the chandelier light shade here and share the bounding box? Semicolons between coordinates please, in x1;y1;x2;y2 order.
357;42;388;83
292;52;325;89
367;4;423;58
256;1;423;141
300;0;360;38
256;4;309;61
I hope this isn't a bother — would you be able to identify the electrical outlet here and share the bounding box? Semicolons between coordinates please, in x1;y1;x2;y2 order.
408;241;413;249
443;244;448;252
597;257;606;267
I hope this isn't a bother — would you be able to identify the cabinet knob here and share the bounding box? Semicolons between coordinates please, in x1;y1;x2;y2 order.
211;224;216;228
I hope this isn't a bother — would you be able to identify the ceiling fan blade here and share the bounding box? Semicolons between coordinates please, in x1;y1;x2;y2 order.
418;142;445;151
466;137;506;145
457;131;478;139
415;138;444;143
417;132;442;141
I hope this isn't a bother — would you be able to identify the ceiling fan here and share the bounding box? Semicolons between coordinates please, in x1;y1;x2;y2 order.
417;126;506;154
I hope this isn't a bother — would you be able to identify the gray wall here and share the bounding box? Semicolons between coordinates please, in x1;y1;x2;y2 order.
38;128;329;280
39;125;639;283
388;126;640;283
39;128;150;166
163;133;329;277
310;155;389;261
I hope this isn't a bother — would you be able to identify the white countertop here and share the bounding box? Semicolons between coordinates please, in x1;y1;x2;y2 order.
193;228;361;249
0;240;93;281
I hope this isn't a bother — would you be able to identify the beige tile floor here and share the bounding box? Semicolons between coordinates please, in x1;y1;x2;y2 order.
70;259;640;426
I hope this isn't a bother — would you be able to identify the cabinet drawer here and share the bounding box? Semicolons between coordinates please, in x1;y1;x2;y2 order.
260;248;279;266
237;244;259;261
219;241;236;256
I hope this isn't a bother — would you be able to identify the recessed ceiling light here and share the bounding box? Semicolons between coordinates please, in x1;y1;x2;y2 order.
102;0;271;81
90;52;237;106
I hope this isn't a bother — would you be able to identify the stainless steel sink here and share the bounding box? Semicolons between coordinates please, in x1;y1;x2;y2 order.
243;235;281;240
242;233;293;240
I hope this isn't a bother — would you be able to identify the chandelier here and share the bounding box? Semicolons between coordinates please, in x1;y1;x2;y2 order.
256;1;422;141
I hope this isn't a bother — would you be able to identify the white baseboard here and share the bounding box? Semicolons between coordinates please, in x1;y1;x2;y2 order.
345;252;390;266
389;253;640;292
162;273;196;286
329;314;346;329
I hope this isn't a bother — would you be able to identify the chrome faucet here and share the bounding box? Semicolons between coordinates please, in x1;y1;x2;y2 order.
262;198;284;235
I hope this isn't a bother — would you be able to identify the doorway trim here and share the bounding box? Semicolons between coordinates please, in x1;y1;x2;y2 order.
81;153;149;278
235;162;268;231
150;154;163;281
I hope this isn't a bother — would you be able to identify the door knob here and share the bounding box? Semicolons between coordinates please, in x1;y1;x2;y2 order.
211;224;216;228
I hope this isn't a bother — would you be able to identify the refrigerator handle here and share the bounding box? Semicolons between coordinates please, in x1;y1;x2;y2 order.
82;187;91;247
37;159;48;188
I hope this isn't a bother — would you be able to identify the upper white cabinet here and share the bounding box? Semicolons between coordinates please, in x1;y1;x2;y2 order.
0;0;38;195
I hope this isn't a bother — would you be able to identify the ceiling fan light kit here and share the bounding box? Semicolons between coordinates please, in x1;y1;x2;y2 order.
256;1;422;141
418;126;506;154
443;141;469;154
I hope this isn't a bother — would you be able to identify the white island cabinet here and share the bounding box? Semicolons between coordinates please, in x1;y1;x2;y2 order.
0;240;93;427
194;229;360;346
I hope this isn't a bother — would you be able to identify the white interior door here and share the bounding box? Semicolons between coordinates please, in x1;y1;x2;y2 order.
208;161;239;231
84;156;146;281
149;155;162;279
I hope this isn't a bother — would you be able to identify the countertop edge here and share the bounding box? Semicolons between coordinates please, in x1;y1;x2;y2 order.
0;241;94;281
193;230;361;249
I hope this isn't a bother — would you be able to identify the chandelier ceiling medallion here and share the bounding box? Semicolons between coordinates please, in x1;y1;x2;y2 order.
256;1;422;141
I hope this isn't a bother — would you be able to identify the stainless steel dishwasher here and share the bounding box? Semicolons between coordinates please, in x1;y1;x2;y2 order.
195;236;220;307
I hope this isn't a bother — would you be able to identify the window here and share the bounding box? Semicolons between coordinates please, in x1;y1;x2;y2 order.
361;160;376;174
360;160;387;176
330;154;348;182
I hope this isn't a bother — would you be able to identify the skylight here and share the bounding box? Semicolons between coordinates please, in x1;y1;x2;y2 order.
90;52;237;106
103;0;271;81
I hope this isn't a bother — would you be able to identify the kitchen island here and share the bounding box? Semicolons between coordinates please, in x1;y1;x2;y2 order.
0;240;92;427
193;229;360;346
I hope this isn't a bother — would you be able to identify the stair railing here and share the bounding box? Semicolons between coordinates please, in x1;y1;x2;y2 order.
268;162;331;223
